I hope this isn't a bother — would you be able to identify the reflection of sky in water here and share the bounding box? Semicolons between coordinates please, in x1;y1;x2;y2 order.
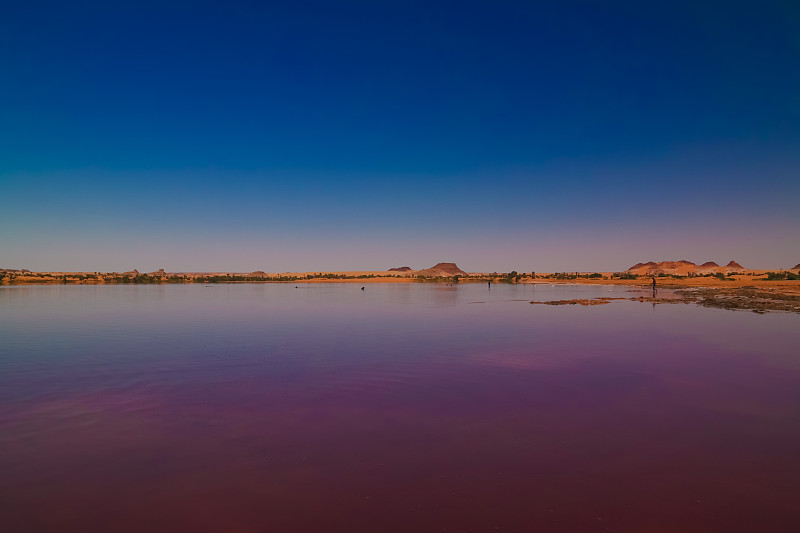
1;284;799;532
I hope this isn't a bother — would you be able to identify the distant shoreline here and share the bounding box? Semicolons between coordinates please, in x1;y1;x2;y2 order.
3;269;798;291
4;270;799;313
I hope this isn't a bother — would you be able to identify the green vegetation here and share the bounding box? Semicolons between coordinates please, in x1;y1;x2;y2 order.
194;274;298;283
540;272;604;280
764;271;800;281
549;272;578;280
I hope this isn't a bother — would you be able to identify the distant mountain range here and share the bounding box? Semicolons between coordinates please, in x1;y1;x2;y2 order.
626;260;745;275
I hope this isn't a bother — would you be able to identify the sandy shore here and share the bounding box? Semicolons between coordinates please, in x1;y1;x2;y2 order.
523;275;800;296
522;274;800;313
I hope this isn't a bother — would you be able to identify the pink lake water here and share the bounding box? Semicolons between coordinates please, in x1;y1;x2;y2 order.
1;283;799;532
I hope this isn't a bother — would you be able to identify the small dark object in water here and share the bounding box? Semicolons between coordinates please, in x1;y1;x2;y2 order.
361;287;365;290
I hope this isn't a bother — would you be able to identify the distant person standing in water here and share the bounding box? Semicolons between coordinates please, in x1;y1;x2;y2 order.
651;276;657;295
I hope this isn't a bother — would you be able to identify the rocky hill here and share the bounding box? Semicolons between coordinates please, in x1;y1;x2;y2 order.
627;260;696;275
627;260;746;275
388;266;412;272
415;262;466;277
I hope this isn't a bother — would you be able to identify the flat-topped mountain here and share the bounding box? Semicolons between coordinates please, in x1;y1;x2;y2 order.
415;262;466;277
388;266;412;272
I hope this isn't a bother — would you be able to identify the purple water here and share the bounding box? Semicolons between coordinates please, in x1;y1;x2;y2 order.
1;283;799;532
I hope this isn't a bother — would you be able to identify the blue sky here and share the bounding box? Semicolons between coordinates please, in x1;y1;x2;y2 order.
2;1;799;272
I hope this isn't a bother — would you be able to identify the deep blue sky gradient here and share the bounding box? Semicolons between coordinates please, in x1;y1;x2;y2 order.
2;1;799;271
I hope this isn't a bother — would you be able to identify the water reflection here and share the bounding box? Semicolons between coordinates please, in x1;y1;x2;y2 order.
1;284;799;532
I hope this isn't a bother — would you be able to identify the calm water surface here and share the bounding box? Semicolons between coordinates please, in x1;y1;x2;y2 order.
1;283;799;532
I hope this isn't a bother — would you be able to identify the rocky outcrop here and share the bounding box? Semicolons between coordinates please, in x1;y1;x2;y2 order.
627;260;697;275
627;259;750;275
415;262;467;277
388;266;413;272
628;261;657;270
